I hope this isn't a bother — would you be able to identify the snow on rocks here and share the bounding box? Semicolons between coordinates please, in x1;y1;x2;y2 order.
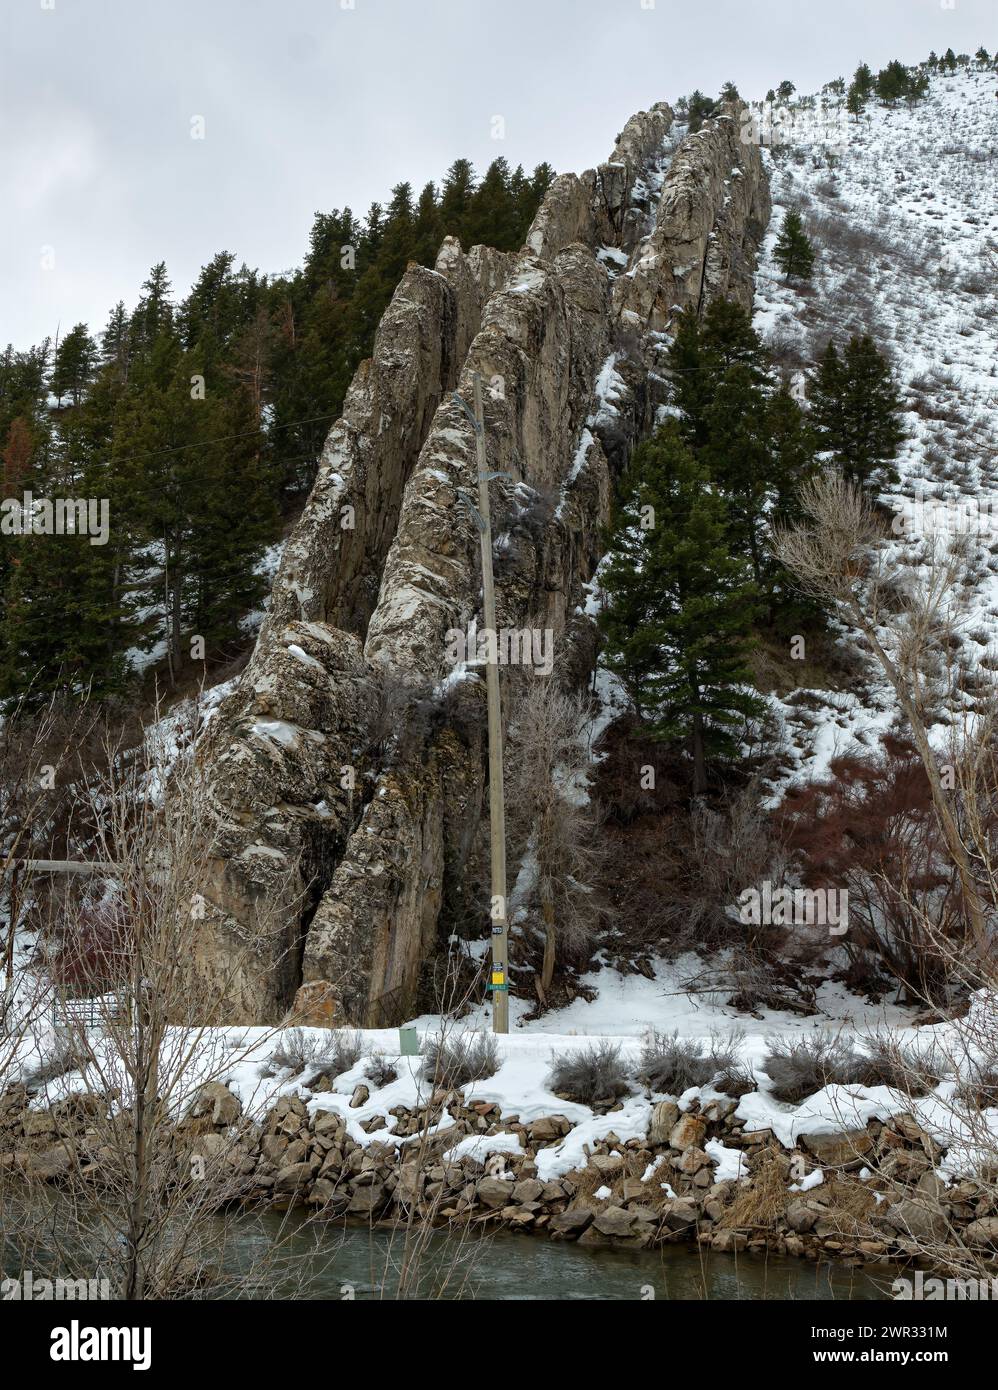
4;1017;997;1266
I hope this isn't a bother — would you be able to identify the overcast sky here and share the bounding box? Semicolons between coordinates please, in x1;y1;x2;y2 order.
1;0;992;351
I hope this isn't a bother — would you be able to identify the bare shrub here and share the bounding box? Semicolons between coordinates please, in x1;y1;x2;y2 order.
762;1033;863;1103
43;877;133;997
666;782;795;953
492;483;557;581
638;1029;749;1096
262;1027;363;1084
776;741;964;1003
421;1031;499;1089
548;1040;632;1106
682;954;818;1017
774;473;991;960
364;1050;399;1089
366;668;440;767
855;1032;943;1096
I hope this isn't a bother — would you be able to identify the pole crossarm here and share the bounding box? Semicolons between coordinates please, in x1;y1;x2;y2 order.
13;859;121;875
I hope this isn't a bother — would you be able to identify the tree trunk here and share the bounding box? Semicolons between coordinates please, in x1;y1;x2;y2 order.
540;885;556;995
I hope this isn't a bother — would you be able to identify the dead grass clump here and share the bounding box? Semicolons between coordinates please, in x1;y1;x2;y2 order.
721;1154;788;1231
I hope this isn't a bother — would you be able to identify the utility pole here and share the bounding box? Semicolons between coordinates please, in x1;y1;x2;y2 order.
454;374;509;1033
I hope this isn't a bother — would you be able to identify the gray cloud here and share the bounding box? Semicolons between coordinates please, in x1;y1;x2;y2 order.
1;0;991;349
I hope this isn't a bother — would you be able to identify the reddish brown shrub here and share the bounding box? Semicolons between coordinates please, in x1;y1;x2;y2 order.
775;738;967;1002
46;878;134;997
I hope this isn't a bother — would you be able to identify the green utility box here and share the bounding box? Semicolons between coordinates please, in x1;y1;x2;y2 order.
398;1025;419;1057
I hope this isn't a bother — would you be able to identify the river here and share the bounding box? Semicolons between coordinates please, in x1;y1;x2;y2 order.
224;1212;899;1300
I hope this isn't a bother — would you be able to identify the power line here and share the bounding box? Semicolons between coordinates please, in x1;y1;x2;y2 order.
78;411;343;473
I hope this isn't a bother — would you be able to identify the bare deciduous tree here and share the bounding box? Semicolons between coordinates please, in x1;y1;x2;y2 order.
505;677;605;1001
2;717;315;1299
774;472;989;954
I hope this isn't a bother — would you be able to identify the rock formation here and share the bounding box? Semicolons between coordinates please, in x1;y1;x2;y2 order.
189;99;771;1025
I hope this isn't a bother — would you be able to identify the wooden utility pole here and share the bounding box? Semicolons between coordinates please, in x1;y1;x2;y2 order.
455;374;509;1032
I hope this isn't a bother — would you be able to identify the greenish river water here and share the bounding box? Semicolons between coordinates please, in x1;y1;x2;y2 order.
228;1213;898;1301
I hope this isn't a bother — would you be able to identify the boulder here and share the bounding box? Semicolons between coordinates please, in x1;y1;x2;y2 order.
313;1111;345;1140
669;1114;706;1152
549;1206;593;1235
307;1177;337;1206
662;1199;698;1231
274;1162;314;1194
786;1201;820;1234
347;1183;386;1215
883;1197;949;1244
196;1082;242;1127
590;1152;624;1177
22;1110;57;1139
799;1130;874;1167
648;1101;680;1146
529;1116;570;1143
965;1217;998;1249
678;1145;711;1175
477;1177;514;1210
711;1230;747;1253
593;1205;637;1237
24;1142;74;1180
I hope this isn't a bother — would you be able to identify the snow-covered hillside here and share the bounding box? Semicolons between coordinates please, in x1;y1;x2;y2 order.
753;67;998;795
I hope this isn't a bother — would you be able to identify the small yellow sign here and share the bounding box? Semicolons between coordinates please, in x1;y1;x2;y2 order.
491;970;505;986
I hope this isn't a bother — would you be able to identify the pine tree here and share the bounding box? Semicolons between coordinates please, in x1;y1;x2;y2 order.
686;90;718;133
0;147;556;695
773;208;815;281
668;299;769;448
852;62;875;100
51;324;97;407
100;302;131;385
378;182;417;284
701;362;777;587
876;60;914;106
599;426;761;794
808;336;904;488
411;181;444;264
439;159;476;231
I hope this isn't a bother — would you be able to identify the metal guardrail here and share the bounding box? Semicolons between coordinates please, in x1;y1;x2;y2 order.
52;993;127;1031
